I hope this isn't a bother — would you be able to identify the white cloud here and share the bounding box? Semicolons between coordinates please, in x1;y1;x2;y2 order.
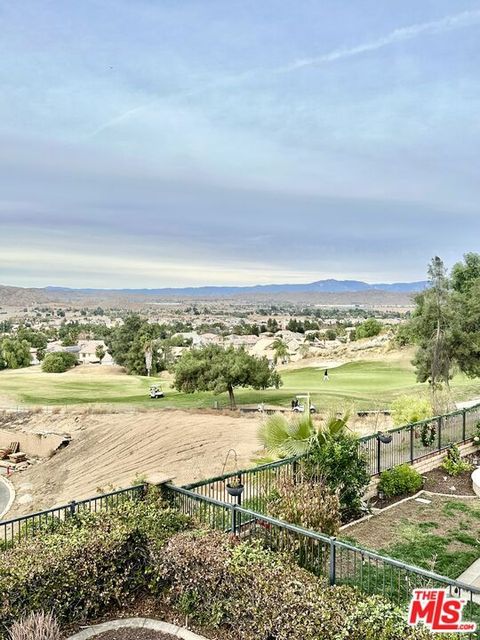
279;9;480;71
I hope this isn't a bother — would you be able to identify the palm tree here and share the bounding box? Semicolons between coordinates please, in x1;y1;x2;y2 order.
258;411;349;458
272;338;289;364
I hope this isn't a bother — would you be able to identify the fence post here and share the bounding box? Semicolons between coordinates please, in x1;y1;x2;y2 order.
329;538;337;585
292;459;298;485
410;424;414;463
377;437;381;476
462;409;467;441
231;505;238;536
438;417;442;451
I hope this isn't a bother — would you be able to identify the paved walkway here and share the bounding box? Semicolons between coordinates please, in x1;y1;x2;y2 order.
0;476;12;518
457;559;480;604
68;618;208;640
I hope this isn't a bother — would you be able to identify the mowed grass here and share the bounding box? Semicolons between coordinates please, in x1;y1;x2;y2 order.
1;356;480;410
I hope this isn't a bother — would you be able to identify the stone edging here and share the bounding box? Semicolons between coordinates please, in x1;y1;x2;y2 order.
67;618;209;640
0;475;15;519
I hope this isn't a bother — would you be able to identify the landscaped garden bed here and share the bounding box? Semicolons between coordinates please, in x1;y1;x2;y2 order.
422;464;476;495
343;493;480;579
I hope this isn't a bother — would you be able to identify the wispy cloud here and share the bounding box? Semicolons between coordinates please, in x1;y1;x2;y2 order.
88;9;480;138
280;9;480;71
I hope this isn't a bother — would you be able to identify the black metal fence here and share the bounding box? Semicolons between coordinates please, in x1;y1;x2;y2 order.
166;484;480;634
184;403;480;505
360;404;480;475
0;484;145;548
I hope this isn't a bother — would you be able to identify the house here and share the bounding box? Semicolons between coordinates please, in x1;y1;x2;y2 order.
77;340;113;365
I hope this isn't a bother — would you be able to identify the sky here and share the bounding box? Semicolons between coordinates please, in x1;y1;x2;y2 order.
1;1;480;288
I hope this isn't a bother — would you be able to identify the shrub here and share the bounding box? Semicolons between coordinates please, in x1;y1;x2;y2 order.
391;396;432;427
355;318;382;340
0;493;190;629
302;433;370;522
9;612;60;640
159;530;435;640
473;421;480;445
441;443;473;477
41;352;77;373
266;478;341;536
378;464;423;498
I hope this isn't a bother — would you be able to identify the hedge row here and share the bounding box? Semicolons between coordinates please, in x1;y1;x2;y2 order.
159;530;439;640
0;493;190;630
0;496;448;640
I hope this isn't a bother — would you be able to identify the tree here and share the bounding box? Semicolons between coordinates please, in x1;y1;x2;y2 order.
1;338;31;369
409;257;456;412
451;252;480;294
272;338;289;364
95;345;106;363
16;328;48;350
355;318;382;340
173;344;281;409
266;318;279;333
42;352;77;373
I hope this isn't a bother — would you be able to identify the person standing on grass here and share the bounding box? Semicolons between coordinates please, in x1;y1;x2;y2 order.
324;369;329;382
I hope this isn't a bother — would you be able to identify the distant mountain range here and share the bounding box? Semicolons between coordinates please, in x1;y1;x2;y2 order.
43;279;428;297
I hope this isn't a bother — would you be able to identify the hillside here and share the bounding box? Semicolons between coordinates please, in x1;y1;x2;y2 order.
0;281;423;307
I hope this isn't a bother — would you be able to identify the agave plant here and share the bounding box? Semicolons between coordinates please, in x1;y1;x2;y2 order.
258;411;349;458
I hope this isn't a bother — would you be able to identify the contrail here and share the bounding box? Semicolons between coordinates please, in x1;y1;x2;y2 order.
278;9;480;72
88;9;480;137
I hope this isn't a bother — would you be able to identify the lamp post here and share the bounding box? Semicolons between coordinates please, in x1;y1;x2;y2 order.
376;432;393;475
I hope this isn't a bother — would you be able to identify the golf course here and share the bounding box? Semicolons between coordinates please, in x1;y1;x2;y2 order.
2;352;480;411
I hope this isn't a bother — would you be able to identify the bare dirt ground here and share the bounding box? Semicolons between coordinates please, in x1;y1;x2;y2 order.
2;406;385;517
5;409;263;516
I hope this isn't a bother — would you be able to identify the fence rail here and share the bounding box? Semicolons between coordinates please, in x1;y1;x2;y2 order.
0;484;145;548
166;484;480;634
184;403;480;504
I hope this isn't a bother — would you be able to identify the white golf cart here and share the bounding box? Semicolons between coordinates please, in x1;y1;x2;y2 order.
149;384;164;399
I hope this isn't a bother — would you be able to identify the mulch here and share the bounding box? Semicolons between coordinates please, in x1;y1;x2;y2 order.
422;465;476;495
94;630;176;640
369;455;478;510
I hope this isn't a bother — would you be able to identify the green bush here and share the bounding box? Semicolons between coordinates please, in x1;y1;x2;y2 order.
391;395;432;426
441;443;473;477
355;318;382;340
41;352;77;373
0;494;189;629
266;478;341;536
378;464;423;498
159;530;435;640
302;433;370;522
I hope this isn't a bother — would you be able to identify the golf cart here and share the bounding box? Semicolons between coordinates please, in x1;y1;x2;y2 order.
293;403;317;414
149;384;164;399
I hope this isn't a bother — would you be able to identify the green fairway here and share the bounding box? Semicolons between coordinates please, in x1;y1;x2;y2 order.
1;356;480;411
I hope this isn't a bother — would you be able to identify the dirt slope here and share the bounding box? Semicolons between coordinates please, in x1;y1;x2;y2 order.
7;409;261;516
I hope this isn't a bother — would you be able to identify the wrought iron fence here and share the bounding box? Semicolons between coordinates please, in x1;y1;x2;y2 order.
0;484;145;548
166;484;480;636
184;404;480;503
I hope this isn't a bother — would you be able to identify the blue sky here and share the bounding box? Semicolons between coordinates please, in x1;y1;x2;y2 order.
1;1;480;288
